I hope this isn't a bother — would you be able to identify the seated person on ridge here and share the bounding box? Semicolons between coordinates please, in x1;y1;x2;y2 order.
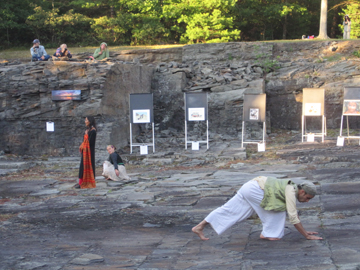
53;44;72;60
90;42;109;60
30;39;50;61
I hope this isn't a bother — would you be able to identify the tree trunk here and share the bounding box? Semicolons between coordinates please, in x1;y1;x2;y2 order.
318;0;329;39
283;14;287;39
331;6;338;38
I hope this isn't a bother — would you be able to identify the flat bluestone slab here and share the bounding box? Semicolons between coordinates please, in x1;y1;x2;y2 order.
321;182;360;194
30;189;60;196
70;253;104;265
321;194;360;213
0;179;57;198
143;158;174;164
0;161;30;169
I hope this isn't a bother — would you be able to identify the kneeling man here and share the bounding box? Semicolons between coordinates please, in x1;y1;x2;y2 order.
192;176;322;241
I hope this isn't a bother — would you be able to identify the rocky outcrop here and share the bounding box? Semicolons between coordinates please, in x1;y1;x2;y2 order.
1;40;360;156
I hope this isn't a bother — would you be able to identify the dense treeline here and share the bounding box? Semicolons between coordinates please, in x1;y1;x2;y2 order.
0;0;351;48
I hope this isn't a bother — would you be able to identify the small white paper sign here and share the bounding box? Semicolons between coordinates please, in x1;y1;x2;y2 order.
140;145;148;155
337;136;344;146
258;142;265;152
307;133;315;142
46;122;54;132
192;141;200;150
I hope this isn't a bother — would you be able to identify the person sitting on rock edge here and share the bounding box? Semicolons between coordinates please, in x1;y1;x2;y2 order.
30;39;50;61
102;145;130;181
192;176;323;241
53;44;72;60
89;42;109;60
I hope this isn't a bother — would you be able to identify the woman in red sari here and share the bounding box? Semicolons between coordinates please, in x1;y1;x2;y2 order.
75;116;97;189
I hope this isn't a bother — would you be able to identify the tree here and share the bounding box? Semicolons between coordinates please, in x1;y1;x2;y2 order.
318;0;330;39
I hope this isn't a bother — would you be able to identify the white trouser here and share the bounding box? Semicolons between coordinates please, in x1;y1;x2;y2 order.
205;180;286;238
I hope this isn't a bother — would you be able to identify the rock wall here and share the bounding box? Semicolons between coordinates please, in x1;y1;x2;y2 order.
1;40;360;156
0;61;154;159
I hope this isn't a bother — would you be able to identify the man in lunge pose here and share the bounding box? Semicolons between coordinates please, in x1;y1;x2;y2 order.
192;176;323;241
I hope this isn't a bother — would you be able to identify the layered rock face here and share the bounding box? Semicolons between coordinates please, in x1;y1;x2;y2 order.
0;61;154;157
1;40;360;156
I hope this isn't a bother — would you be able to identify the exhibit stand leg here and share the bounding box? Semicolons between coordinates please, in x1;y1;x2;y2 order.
130;123;155;154
185;120;187;149
130;123;133;154
302;115;326;143
338;115;360;145
184;120;209;150
241;121;266;150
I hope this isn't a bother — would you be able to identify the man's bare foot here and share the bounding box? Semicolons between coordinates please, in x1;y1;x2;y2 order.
192;222;209;240
260;233;280;241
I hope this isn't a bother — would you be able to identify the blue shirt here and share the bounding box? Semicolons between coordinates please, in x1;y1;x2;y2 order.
30;45;48;58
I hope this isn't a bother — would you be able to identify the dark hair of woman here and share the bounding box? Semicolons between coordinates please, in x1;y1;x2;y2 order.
86;116;97;130
345;15;351;21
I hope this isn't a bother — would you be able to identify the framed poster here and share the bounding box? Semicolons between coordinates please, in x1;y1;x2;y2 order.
302;88;324;116
249;108;259;120
129;93;154;123
188;108;205;121
52;90;81;101
243;94;266;122
304;103;321;116
343;100;360;115
133;109;150;123
185;93;208;121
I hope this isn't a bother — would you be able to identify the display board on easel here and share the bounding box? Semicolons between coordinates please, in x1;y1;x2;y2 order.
184;92;209;150
302;88;326;142
338;87;360;146
129;93;155;154
241;94;266;151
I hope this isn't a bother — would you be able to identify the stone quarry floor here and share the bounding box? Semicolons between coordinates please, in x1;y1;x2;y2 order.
1;134;360;269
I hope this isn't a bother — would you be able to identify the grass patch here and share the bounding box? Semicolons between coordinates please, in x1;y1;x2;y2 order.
324;54;343;62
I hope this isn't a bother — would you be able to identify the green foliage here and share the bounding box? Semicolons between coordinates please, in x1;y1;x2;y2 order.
0;0;346;47
175;0;240;43
353;50;360;58
26;6;93;46
342;3;360;39
254;44;280;75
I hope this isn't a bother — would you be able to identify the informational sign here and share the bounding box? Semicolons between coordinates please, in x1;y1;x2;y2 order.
188;108;205;121
337;136;344;146
140;145;148;155
302;88;325;116
304;103;321;116
258;142;265;152
185;92;208;121
192;141;200;150
307;133;315;142
133;109;151;123
243;94;266;122
52;90;81;101
46;122;54;132
129;93;154;124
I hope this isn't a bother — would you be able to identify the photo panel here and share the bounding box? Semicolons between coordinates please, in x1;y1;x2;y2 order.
343;99;360;115
302;88;325;116
249;108;259;120
52;90;81;101
304;103;321;116
188;108;205;121
185;92;208;121
129;93;154;123
133;109;151;123
243;94;266;122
